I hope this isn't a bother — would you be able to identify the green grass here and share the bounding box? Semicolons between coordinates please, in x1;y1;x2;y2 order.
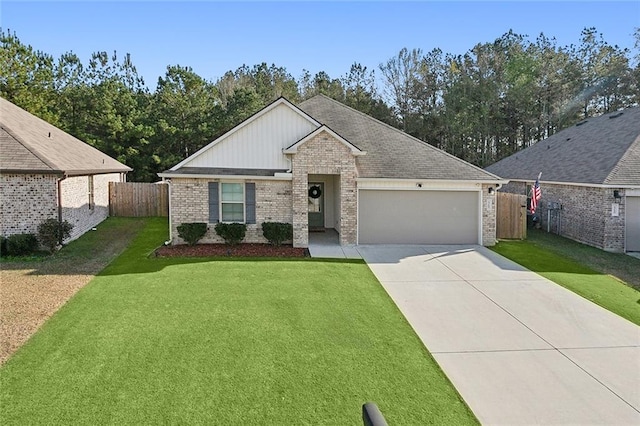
525;229;640;289
0;217;476;425
1;217;148;273
492;235;640;326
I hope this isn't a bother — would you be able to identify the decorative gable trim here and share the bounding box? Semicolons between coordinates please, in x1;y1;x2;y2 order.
283;125;365;156
170;97;321;171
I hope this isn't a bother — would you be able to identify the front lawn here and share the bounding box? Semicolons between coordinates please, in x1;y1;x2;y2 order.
492;235;640;326
0;218;476;425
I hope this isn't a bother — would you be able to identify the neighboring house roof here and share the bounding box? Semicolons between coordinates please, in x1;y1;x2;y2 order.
0;97;132;175
298;95;500;180
485;107;640;186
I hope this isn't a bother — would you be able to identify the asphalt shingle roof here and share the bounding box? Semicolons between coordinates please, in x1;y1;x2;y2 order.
298;95;500;181
485;107;640;185
0;97;132;175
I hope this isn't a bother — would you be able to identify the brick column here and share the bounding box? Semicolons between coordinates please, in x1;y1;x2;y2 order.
292;171;309;247
339;168;357;245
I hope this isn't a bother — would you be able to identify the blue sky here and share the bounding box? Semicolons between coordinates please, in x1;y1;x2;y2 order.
2;1;639;89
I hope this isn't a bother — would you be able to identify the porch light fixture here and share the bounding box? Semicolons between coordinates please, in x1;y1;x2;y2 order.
613;190;621;201
488;187;495;194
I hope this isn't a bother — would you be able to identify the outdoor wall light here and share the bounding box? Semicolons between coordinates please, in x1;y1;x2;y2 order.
488;187;495;194
416;183;422;188
613;190;621;199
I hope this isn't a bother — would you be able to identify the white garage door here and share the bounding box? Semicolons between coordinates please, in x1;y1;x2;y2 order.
626;196;640;252
358;190;479;244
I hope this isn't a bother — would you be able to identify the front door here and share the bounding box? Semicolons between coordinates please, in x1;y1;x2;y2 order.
308;182;324;229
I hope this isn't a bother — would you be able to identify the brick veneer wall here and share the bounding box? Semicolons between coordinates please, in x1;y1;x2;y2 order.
169;178;293;244
290;131;358;247
0;173;58;236
61;173;122;242
0;172;121;243
499;181;625;252
482;184;497;246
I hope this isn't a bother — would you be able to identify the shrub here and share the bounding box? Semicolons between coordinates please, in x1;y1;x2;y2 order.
0;236;7;256
177;222;208;246
261;222;293;246
214;223;246;245
6;233;39;256
38;219;73;253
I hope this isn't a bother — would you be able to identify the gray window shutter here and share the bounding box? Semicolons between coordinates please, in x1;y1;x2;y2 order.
208;182;219;223
245;182;256;224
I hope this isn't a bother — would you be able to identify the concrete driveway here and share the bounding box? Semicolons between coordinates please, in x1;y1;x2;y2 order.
357;245;640;425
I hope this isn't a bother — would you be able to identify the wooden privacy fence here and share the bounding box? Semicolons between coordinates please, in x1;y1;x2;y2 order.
109;182;169;217
496;192;527;240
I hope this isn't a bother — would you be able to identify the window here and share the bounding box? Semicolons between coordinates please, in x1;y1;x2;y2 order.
220;182;244;222
88;176;95;210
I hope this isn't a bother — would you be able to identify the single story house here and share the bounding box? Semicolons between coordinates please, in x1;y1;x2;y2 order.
159;95;505;248
0;97;132;242
486;107;640;253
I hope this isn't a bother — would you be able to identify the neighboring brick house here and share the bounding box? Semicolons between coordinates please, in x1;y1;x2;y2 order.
486;107;640;253
0;97;131;243
159;95;505;248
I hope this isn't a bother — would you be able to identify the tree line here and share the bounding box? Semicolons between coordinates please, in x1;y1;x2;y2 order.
1;28;638;182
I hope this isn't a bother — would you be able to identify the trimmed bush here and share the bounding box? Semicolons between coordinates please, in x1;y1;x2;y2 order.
214;223;246;245
177;222;208;246
0;236;7;256
6;233;39;256
38;219;73;253
262;222;293;246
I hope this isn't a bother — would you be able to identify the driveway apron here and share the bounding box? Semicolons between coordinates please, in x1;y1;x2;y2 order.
357;245;640;425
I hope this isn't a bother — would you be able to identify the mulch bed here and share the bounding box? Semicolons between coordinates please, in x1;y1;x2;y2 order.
155;243;308;258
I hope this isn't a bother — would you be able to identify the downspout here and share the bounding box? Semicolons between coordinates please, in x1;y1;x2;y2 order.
164;177;173;245
56;174;67;245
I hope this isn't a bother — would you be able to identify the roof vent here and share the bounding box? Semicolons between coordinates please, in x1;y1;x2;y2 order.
48;132;51;138
609;112;623;119
576;120;588;126
566;137;571;141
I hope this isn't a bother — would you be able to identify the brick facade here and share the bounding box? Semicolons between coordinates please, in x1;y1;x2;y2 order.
169;131;359;248
61;173;121;241
169;133;500;248
499;181;626;252
0;174;58;236
290;131;358;247
0;172;122;243
482;184;497;246
170;178;293;245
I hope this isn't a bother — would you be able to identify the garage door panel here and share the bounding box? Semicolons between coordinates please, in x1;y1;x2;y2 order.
626;197;640;252
358;190;479;244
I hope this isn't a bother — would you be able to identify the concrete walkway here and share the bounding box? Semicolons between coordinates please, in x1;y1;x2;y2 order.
307;230;361;259
357;245;640;425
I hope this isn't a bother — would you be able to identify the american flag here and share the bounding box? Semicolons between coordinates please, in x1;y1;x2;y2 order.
530;177;542;214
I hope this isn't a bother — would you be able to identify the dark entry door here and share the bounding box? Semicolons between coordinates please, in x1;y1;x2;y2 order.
308;182;324;229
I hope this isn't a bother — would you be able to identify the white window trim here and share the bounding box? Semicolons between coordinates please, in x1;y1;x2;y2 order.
220;181;245;223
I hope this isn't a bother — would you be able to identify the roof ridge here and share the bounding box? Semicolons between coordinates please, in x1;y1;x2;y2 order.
301;94;501;180
0;123;59;172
